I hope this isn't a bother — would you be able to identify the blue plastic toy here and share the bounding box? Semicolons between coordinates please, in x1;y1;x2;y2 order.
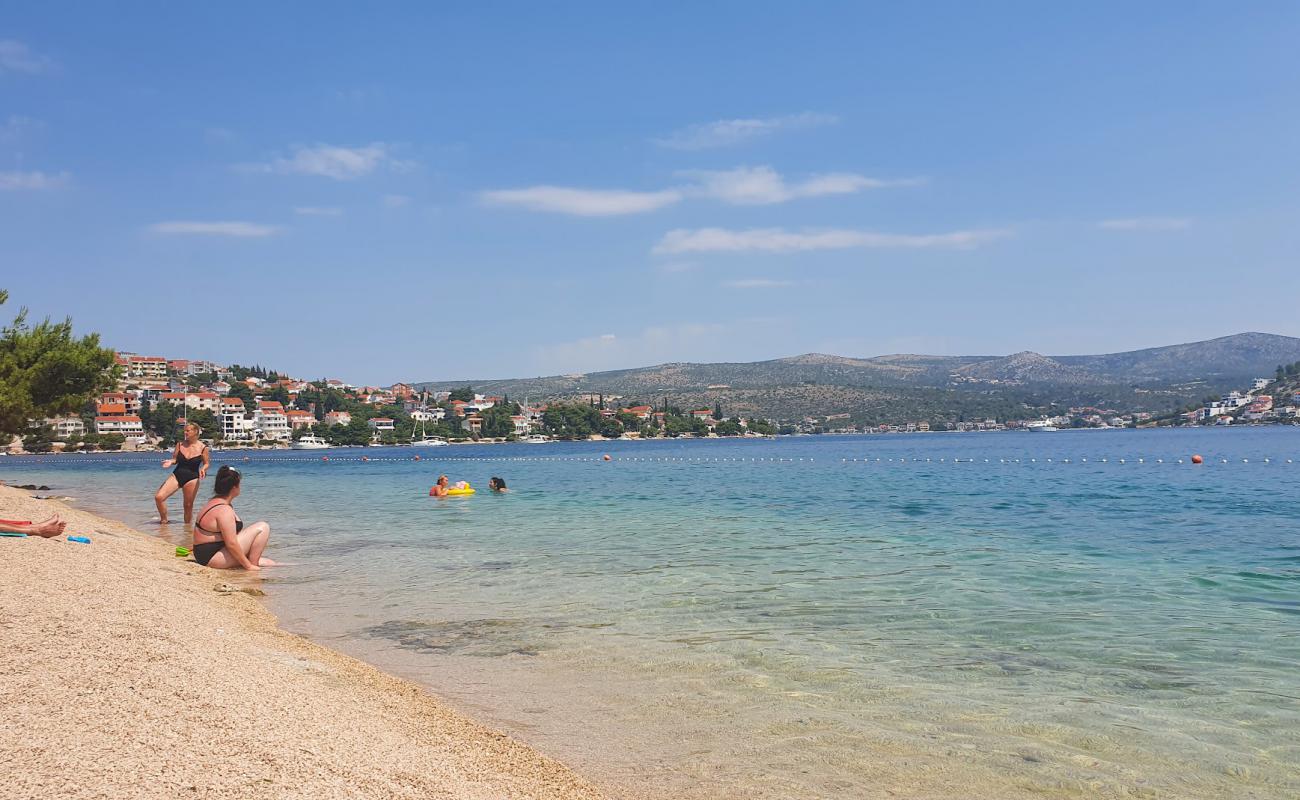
67;535;91;544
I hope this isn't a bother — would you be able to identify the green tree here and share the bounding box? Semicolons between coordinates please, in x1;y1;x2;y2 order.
227;382;255;408
266;385;291;406
598;416;624;439
149;401;184;444
0;290;117;437
479;400;522;438
22;424;57;453
448;386;475;402
715;417;743;436
98;433;125;451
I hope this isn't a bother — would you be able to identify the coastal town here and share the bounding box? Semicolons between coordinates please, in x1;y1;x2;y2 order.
13;351;1300;454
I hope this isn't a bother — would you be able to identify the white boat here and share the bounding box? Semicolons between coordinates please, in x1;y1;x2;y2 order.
523;434;550;444
411;418;449;447
291;434;331;449
1026;420;1058;432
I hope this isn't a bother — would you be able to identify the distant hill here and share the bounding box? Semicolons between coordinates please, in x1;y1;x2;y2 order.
410;332;1300;423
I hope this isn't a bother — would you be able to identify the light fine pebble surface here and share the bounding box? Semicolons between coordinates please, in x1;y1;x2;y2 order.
0;486;611;800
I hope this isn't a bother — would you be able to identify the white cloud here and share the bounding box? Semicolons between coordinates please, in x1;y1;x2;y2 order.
654;112;837;150
293;206;343;216
658;261;698;274
683;166;922;205
0;170;69;190
654;227;1011;254
0;40;53;74
252;143;408;180
480;185;682;216
722;278;794;288
0;115;42;143
148;221;280;237
1098;217;1191;231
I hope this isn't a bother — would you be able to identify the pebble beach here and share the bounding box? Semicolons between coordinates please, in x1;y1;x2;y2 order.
0;485;609;800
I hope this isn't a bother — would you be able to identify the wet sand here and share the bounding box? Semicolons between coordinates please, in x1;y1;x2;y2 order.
0;485;610;800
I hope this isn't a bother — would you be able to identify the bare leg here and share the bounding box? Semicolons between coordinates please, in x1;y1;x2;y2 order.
154;475;180;524
180;480;200;525
29;516;66;538
204;522;273;570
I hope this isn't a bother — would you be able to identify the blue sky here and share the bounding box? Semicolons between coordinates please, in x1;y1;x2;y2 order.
2;3;1298;385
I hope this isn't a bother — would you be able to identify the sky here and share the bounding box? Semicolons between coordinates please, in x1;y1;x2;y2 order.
2;3;1298;385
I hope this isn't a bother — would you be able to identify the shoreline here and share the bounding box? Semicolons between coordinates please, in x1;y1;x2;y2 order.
0;485;614;800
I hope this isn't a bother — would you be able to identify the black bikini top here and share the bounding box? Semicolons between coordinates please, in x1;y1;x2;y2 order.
195;500;243;535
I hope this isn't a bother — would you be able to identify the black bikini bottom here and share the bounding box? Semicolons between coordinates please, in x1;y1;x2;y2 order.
192;541;225;566
174;468;199;487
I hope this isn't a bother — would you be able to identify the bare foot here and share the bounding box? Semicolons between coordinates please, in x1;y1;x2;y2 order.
257;557;278;567
31;515;66;538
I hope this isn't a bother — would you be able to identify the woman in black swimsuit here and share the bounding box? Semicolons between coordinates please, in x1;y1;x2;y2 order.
191;466;275;570
154;422;210;524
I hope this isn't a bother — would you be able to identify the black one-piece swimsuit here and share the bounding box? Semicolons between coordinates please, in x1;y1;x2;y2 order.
173;447;205;487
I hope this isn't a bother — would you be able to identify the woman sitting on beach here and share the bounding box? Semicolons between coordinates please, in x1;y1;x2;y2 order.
191;466;275;571
154;422;210;524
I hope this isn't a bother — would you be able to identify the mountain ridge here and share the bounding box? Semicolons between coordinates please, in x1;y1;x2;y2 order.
409;332;1300;423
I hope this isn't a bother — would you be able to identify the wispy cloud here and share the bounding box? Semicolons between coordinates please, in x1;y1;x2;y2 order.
654;112;837;150
1098;217;1191;231
249;143;410;180
480;186;682;216
0;170;69;190
658;261;698;274
723;278;795;288
655;227;1011;254
684;166;922;205
0;115;43;143
383;193;411;208
148;221;280;237
293;206;343;216
0;40;53;75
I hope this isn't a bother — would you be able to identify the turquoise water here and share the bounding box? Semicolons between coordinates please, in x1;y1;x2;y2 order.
5;428;1299;798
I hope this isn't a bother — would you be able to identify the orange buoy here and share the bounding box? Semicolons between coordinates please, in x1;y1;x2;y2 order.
413;455;421;461
603;454;611;461
1191;454;1203;464
362;456;369;462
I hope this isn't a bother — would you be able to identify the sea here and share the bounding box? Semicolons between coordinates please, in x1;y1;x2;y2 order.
3;427;1297;798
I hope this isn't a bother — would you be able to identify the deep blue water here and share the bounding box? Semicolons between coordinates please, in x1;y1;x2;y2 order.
4;428;1298;798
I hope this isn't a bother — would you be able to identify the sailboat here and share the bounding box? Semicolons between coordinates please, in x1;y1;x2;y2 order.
411;416;448;447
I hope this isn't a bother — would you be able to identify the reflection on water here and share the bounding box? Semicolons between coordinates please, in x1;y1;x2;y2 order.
5;428;1299;798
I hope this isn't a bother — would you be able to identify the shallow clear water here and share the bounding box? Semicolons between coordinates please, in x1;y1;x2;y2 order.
5;428;1299;798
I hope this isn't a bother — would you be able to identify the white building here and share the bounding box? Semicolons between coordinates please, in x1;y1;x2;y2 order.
220;399;253;441
47;417;86;439
409;407;445;422
254;402;291;441
96;415;145;438
511;415;532;435
126;356;168;381
286;410;316;429
368;417;395;433
324;410;352;426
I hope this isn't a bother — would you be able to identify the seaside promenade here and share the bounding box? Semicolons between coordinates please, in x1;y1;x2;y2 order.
0;485;608;800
